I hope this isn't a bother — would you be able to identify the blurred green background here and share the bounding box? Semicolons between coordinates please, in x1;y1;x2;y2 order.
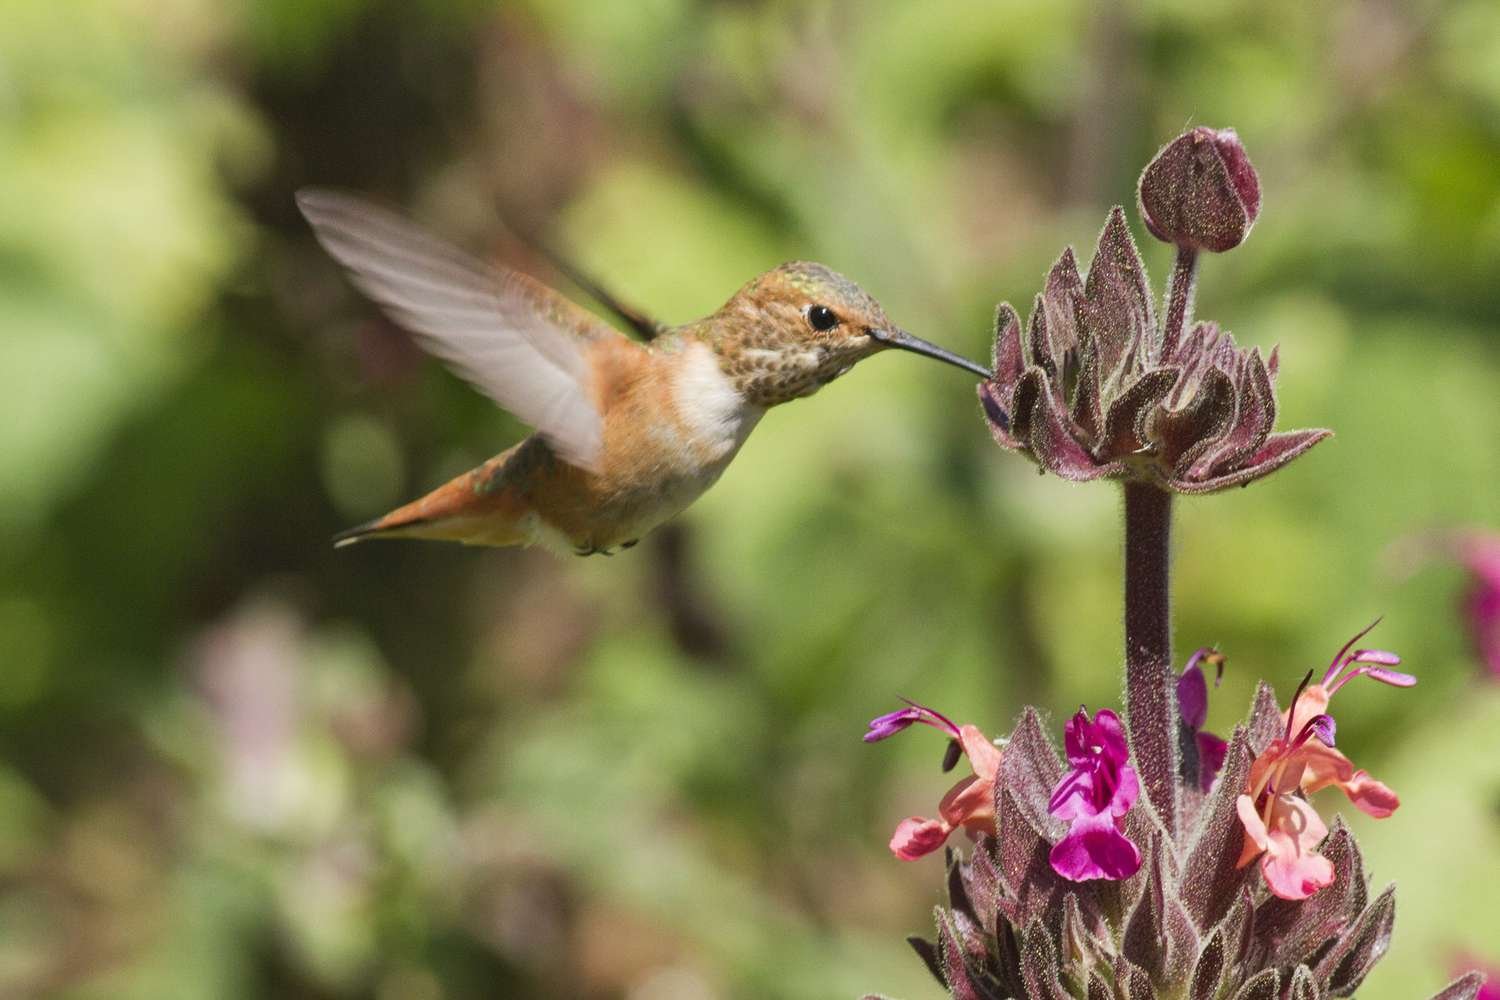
3;0;1499;997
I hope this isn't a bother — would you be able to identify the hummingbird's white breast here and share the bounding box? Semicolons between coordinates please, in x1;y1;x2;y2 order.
669;340;765;465
571;340;764;549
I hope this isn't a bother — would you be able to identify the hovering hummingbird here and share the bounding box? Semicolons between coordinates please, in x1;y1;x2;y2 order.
298;190;991;556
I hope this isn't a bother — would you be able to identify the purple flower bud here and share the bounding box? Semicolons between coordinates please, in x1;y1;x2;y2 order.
1176;647;1225;730
1177;648;1228;791
1177;659;1210;732
1138;127;1262;253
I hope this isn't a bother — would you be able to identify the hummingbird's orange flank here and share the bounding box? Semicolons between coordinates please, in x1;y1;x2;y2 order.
298;190;991;556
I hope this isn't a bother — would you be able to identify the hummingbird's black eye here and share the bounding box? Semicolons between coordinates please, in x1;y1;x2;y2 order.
806;304;840;332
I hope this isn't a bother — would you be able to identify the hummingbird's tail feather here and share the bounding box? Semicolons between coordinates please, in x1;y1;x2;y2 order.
332;519;381;548
331;446;540;548
331;516;435;548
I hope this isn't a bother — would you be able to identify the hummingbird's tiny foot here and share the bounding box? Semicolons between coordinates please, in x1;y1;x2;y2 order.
621;539;639;549
573;542;620;557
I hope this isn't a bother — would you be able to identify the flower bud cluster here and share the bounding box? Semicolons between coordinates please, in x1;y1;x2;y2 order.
979;128;1328;494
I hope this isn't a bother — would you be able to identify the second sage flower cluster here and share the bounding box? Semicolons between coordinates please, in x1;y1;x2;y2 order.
865;625;1411;903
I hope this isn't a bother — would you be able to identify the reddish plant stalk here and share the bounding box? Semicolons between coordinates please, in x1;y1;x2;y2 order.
1123;479;1177;834
1123;244;1198;835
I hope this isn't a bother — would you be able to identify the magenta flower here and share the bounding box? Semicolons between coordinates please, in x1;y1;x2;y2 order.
1236;623;1413;899
1046;707;1142;882
866;700;1002;861
1177;647;1228;792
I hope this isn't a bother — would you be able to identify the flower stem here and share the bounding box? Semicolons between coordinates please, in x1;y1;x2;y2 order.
1123;480;1178;835
1160;245;1199;361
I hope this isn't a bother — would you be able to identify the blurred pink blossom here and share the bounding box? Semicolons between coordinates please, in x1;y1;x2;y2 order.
1456;534;1500;680
192;600;303;830
1387;529;1500;680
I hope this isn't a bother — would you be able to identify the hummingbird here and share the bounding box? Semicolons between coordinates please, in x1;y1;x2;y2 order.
297;190;991;556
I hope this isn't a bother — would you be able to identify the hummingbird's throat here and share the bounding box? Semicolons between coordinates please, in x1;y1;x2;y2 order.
719;342;868;406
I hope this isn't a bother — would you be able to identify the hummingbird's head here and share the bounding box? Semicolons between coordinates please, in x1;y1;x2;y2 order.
710;262;991;407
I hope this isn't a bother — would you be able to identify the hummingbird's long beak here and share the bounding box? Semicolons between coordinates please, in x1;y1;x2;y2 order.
870;328;992;380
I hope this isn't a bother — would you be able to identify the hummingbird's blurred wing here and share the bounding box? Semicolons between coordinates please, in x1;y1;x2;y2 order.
297;189;621;474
